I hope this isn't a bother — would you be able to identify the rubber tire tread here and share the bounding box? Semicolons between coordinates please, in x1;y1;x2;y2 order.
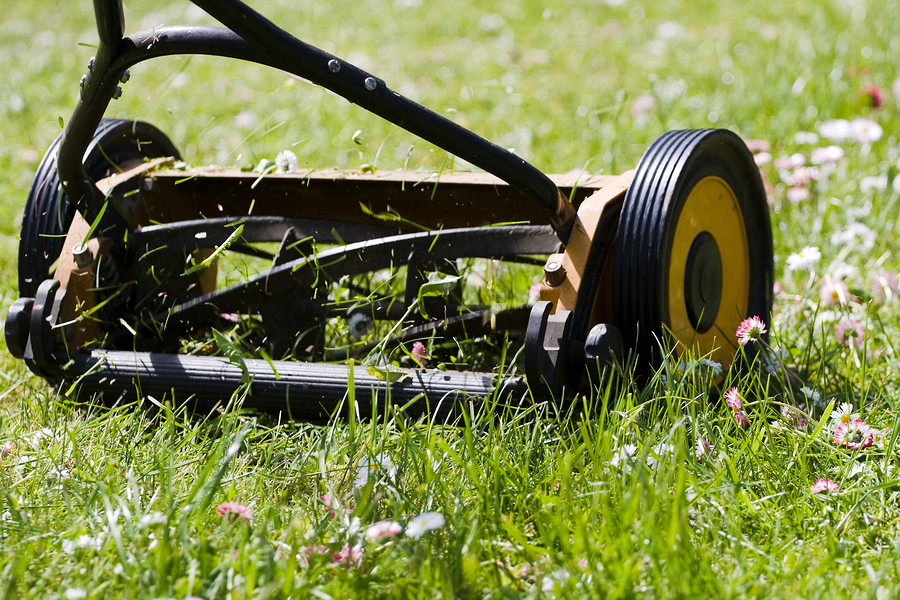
18;119;181;296
612;129;773;372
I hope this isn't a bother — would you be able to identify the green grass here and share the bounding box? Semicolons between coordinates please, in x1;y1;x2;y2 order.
4;0;900;597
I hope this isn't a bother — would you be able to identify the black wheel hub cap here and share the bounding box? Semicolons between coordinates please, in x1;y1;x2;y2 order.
683;231;722;333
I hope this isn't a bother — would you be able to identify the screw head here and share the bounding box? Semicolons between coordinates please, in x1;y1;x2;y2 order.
119;70;131;84
328;59;341;73
543;259;566;286
364;77;377;91
79;75;86;89
112;86;123;100
72;243;93;268
87;57;95;71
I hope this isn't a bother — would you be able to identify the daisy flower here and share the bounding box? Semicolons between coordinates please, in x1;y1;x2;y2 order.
275;149;298;173
321;492;352;517
753;152;772;166
406;512;445;539
819;278;850;306
784;166;817;187
835;318;865;347
774;153;805;170
611;443;638;472
723;387;743;410
781;404;809;430
829;261;858;281
858;175;888;195
300;544;331;566
646;442;674;469
810;478;839;494
332;544;363;568
810;145;844;164
355;454;396;488
745;139;771;153
734;410;751;428
872;270;900;302
830;222;875;251
830;402;859;427
871;428;889;451
850;117;883;144
736;315;767;345
694;437;715;461
696;358;723;377
629;93;656;119
785;246;821;271
786;186;810;203
216;502;252;522
800;386;822;406
860;84;886;108
411;341;428;368
366;520;403;540
818;118;852;142
833;419;874;449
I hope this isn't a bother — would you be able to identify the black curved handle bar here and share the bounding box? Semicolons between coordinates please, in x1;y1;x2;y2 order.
57;0;576;244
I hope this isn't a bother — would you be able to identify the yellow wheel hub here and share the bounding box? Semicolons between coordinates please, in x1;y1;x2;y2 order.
667;175;749;368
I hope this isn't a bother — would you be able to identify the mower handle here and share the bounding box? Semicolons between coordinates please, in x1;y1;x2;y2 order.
57;0;577;244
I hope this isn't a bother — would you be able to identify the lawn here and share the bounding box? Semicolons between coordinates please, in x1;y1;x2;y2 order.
2;0;900;598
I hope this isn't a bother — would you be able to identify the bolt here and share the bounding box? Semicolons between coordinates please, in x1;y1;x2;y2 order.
328;59;341;73
79;75;86;90
119;69;130;84
87;57;95;71
72;243;92;268
543;259;566;287
364;77;377;91
112;86;123;100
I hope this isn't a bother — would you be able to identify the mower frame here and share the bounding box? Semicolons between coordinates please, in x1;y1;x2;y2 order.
7;0;774;421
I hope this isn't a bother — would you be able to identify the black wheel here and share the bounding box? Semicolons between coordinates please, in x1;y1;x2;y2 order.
18;119;180;297
613;129;773;372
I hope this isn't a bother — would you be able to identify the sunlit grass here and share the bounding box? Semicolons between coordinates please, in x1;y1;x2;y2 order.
3;0;900;598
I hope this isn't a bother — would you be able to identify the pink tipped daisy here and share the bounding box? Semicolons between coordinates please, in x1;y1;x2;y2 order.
819;278;851;307
859;84;886;109
694;437;715;461
365;519;403;540
216;502;252;522
736;316;767;345
833;419;874;449
734;410;751;428
835;318;865;348
723;387;743;410
810;478;839;494
411;341;428;368
810;145;844;165
781;404;809;430
332;544;363;568
786;186;811;203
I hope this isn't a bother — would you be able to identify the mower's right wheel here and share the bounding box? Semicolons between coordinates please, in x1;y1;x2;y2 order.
612;129;773;374
18;119;180;297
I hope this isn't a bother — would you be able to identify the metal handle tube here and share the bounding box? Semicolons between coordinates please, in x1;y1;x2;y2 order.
58;1;576;243
189;0;576;241
92;0;124;45
55;0;131;236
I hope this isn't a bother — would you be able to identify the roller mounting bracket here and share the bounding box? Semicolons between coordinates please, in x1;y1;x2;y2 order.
524;301;624;398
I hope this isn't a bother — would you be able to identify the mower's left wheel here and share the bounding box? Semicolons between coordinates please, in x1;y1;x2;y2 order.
612;129;773;373
18;119;180;297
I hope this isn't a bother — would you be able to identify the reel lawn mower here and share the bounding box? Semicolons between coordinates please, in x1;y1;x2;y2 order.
5;0;774;421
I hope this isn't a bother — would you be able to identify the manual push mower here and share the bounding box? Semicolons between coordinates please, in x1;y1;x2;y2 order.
5;0;774;422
